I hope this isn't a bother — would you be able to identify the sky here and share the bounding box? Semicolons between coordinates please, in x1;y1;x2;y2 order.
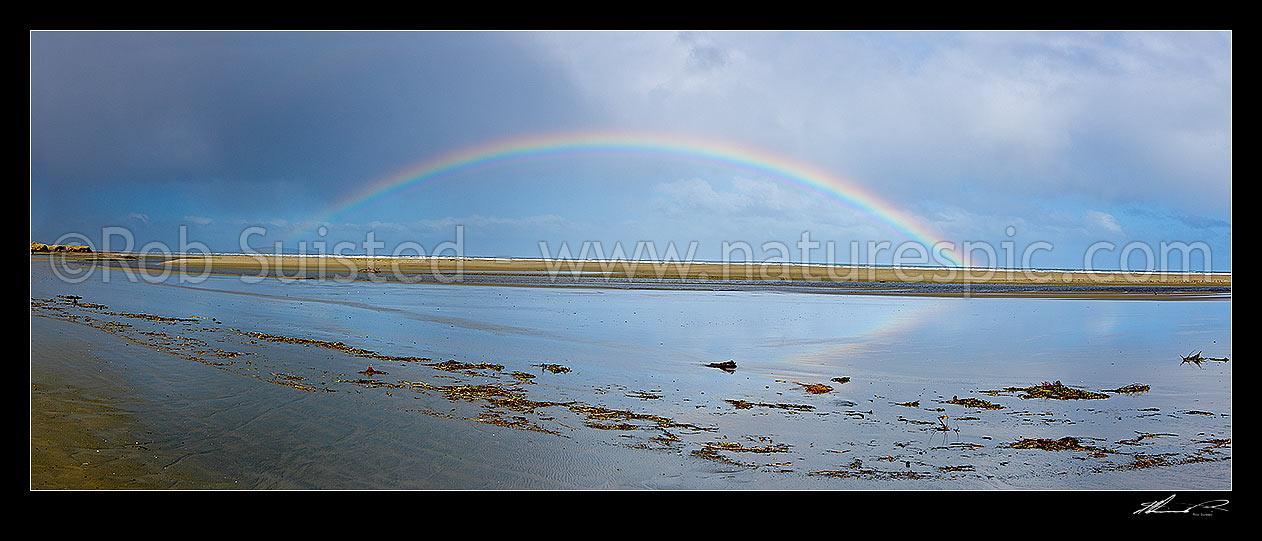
29;30;1232;271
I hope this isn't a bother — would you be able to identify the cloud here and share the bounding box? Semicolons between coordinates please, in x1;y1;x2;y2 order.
531;31;1231;212
677;31;729;72
1086;210;1124;233
183;215;214;225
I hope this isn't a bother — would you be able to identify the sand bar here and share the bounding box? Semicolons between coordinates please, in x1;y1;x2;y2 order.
36;252;1231;297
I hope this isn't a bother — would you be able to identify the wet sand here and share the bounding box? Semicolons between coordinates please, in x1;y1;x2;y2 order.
30;318;231;489
32;253;1232;490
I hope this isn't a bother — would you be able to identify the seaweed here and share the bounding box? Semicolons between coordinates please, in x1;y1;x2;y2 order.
808;468;930;480
1004;437;1110;457
111;312;200;324
830;377;851;384
1103;383;1150;394
794;382;834;394
533;363;572;374
690;447;752;467
1117;432;1177;445
569;405;672;426
237;331;431;362
699;440;789;454
984;381;1109;400
430;360;504;372
470;413;561;435
584;421;641;431
947;396;1003;409
724;399;815;411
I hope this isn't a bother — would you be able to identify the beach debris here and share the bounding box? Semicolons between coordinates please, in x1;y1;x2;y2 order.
270;372;336;392
1197;438;1231;449
585;421;642;431
469;412;561;435
1180;351;1229;367
807;468;931;480
358;366;388;376
724;399;815;411
237;331;431;362
930;415;961;435
690;447;753;467
981;381;1109;400
1117;432;1177;446
895;400;920;407
430;359;504;372
830;377;851;384
1102;383;1150;394
1005;437;1091;451
511;371;536;382
706;360;738;372
533;363;572;374
113;312;200;324
794;382;834;394
699;440;790;454
947;396;1003;409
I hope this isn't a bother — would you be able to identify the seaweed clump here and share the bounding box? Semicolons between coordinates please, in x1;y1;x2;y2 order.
725;399;814;412
794;382;834;394
1103;383;1150;394
947;396;1003;410
237;331;431;362
985;381;1109;400
699;440;789;454
430;360;504;373
533;363;571;374
1007;437;1086;451
1005;437;1109;458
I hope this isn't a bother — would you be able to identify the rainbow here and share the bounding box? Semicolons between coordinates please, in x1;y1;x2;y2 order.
309;131;968;267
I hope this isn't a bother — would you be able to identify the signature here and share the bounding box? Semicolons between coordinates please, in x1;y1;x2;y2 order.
1135;494;1229;515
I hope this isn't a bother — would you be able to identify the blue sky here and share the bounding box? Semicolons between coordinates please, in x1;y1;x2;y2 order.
29;31;1231;271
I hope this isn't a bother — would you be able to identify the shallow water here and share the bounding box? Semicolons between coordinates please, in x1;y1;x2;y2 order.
30;260;1231;489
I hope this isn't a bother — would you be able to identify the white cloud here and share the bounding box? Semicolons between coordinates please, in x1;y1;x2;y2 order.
183;215;214;225
529;31;1231;213
1086;210;1124;233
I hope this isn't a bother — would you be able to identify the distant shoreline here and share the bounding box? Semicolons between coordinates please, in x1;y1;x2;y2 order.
33;252;1230;298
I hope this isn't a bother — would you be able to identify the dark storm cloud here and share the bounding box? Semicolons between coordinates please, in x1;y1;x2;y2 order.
30;31;595;205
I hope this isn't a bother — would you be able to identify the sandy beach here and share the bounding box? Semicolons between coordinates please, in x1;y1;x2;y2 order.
41;252;1232;298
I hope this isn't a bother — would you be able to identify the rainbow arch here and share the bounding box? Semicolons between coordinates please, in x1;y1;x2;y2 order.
309;131;967;267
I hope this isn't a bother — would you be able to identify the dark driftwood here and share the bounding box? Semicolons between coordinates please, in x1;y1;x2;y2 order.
706;360;737;372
